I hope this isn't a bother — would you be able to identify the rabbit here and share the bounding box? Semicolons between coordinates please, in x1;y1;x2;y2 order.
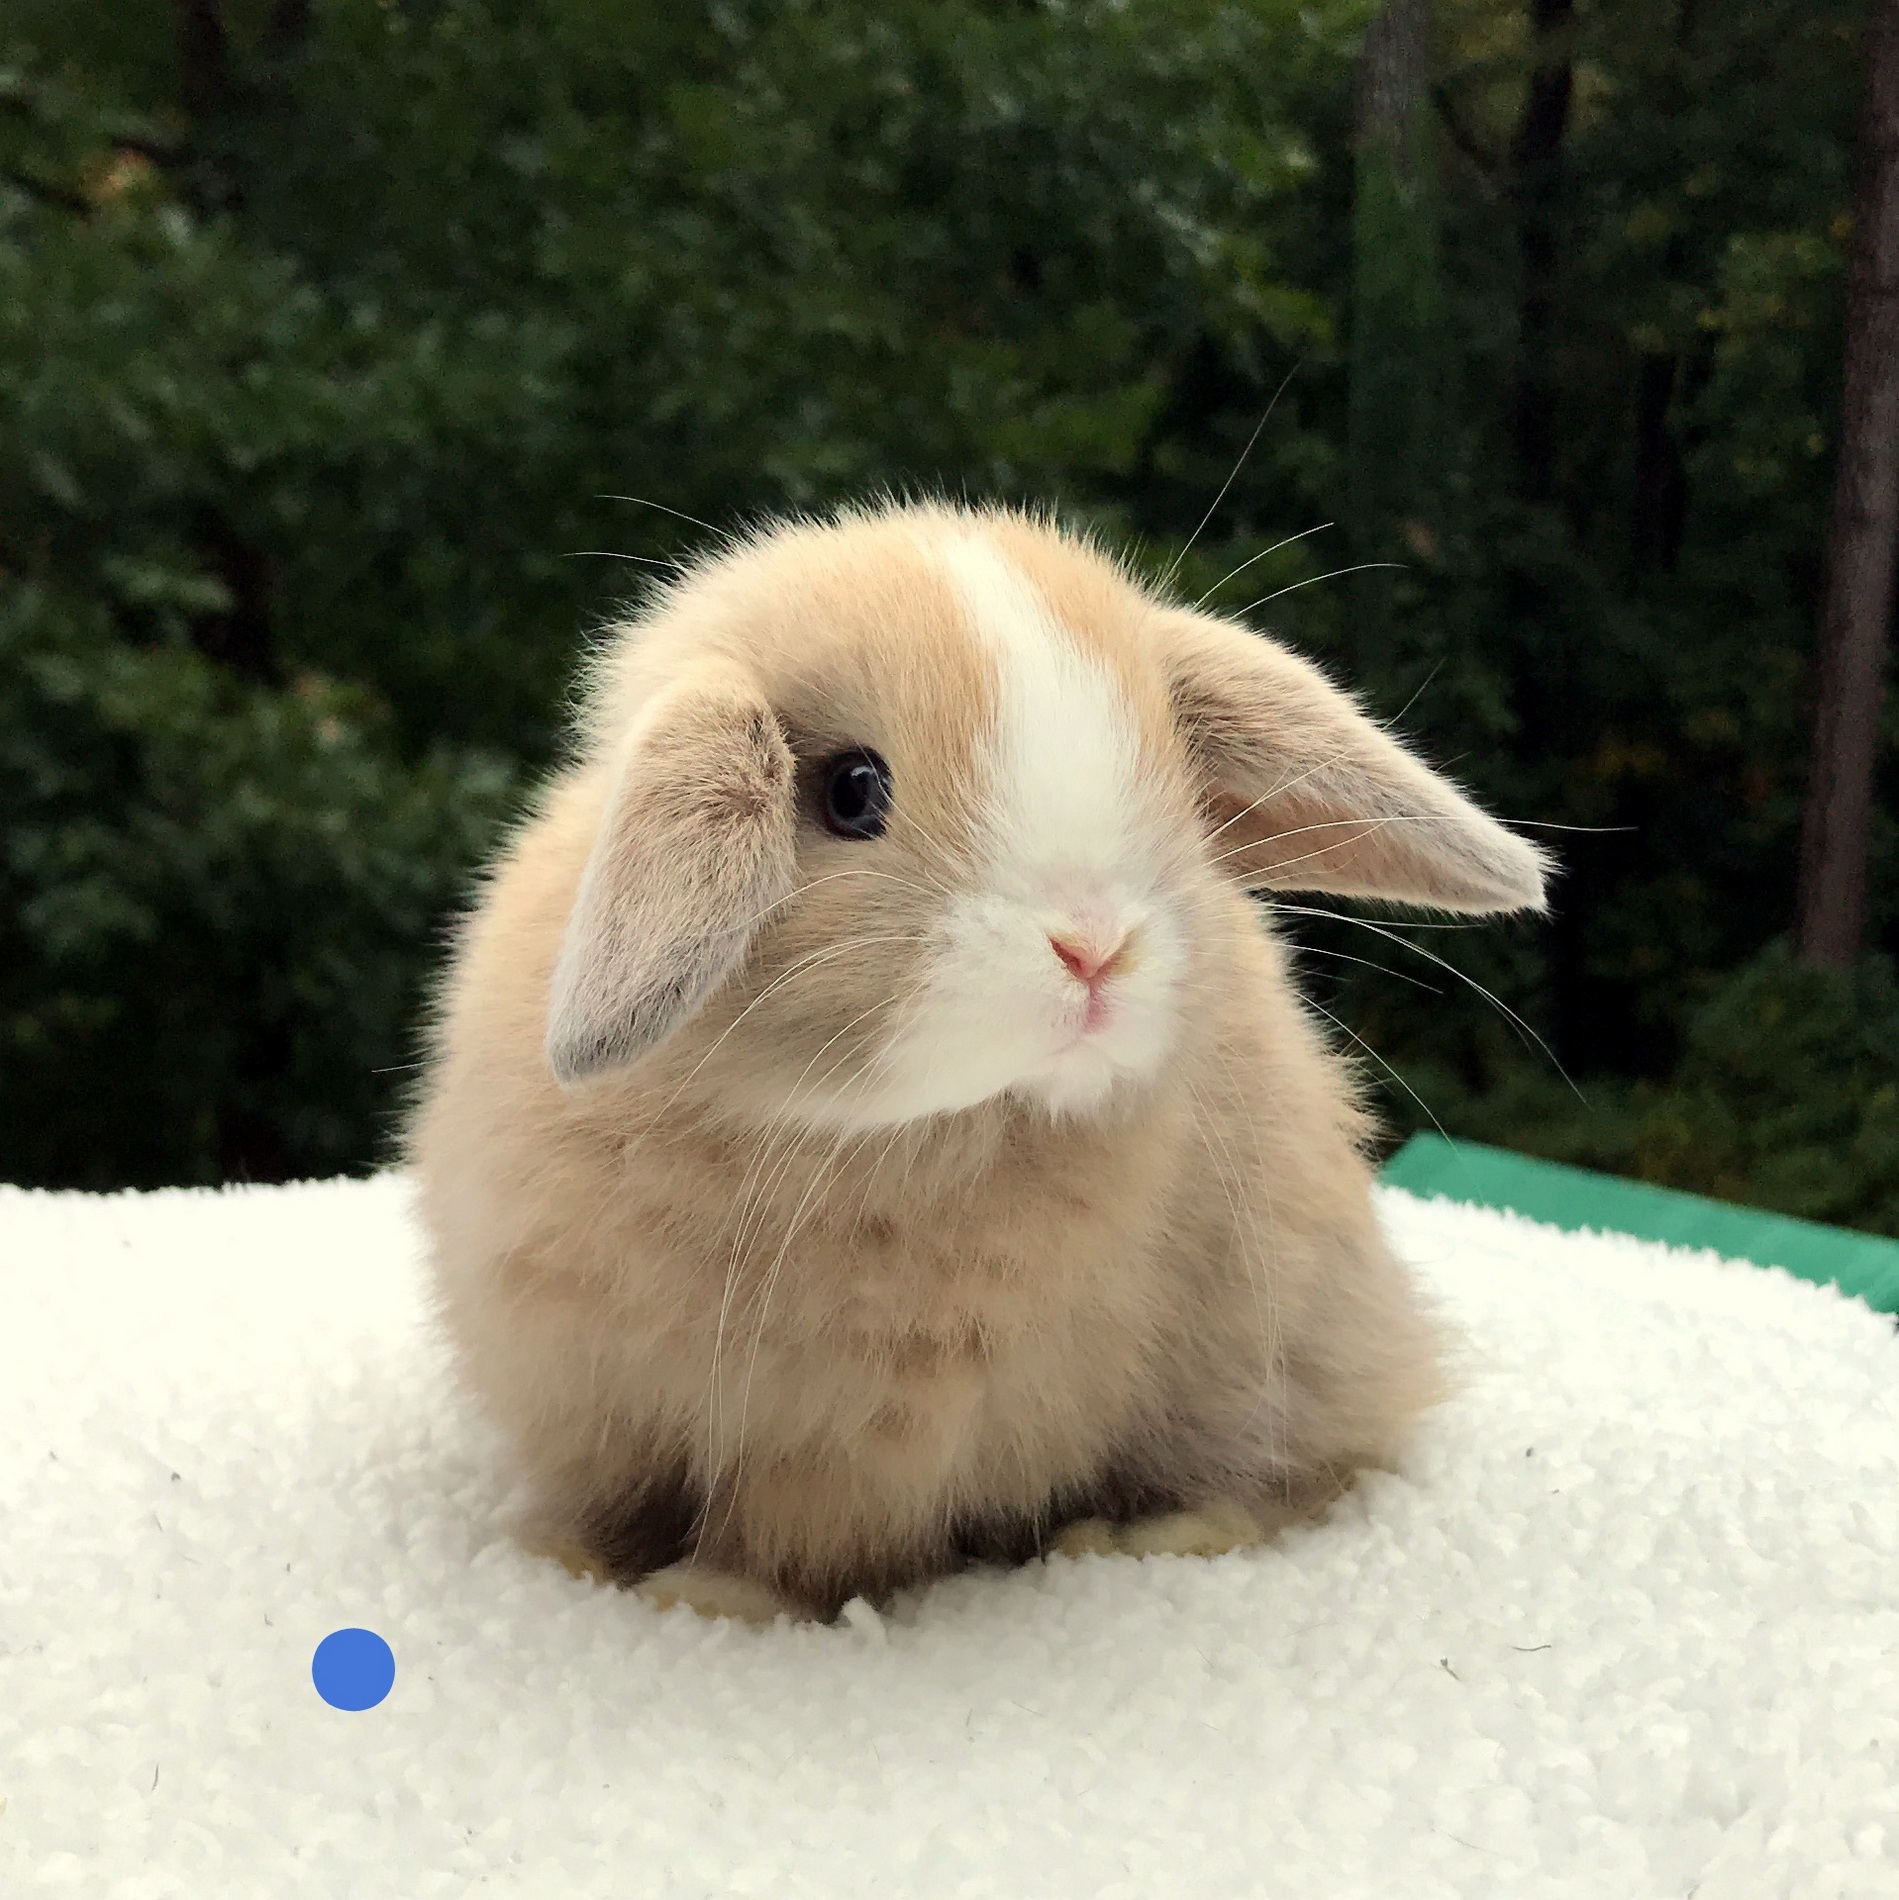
406;499;1550;1624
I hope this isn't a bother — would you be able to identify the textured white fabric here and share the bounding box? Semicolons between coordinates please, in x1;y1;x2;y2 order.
3;1174;1895;1898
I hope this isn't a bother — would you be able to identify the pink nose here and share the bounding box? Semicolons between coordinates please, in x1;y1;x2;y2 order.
1050;933;1126;988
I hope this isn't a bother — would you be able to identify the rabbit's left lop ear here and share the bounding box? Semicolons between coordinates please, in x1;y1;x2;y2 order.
1160;610;1552;913
546;660;798;1085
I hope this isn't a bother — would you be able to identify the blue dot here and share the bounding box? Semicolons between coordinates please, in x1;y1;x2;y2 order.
312;1628;395;1710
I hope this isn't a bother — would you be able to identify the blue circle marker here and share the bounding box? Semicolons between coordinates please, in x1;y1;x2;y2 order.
311;1628;395;1710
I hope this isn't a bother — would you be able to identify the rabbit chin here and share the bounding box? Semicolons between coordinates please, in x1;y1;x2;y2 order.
775;983;1179;1136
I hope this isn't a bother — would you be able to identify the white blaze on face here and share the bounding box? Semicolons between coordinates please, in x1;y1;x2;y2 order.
816;532;1185;1130
938;536;1148;897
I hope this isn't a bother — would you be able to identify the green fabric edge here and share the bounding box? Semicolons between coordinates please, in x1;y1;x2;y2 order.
1380;1133;1899;1316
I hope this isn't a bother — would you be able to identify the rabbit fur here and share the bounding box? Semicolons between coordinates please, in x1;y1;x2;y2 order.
407;500;1549;1622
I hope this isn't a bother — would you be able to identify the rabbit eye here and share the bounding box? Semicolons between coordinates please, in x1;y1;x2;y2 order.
819;748;893;840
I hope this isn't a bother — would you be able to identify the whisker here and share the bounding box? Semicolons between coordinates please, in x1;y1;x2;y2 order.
1501;821;1638;835
1378;657;1443;735
615;931;926;1179
1278;906;1583;1100
1194;1044;1286;1453
1160;358;1304;592
1205;810;1475;879
595;492;726;538
703;1021;884;1491
710;1056;851;1482
653;932;926;1115
885;815;971;907
1302;995;1453;1144
725;865;953;942
707;1095;826;1455
707;1015;902;1532
1271;903;1487;932
726;1108;867;1501
1285;944;1442;993
1194;741;1364;852
1202;790;1570;884
1185;1072;1280;1432
562;550;682;569
1233;562;1408;618
1193;522;1334;609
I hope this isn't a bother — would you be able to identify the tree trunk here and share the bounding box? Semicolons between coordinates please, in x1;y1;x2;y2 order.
1629;348;1688;575
1347;0;1442;651
1358;0;1431;158
1509;0;1574;507
1348;0;1440;539
1628;0;1705;582
1798;0;1899;969
1499;0;1593;1068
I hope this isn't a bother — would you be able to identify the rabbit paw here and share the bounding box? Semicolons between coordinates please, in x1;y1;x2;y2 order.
635;1563;791;1625
1052;1498;1269;1561
1113;1499;1268;1557
523;1532;615;1585
1050;1516;1121;1557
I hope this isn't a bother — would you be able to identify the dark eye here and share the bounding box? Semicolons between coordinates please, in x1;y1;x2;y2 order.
818;747;893;840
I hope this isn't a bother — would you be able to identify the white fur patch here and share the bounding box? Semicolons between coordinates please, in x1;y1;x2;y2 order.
937;537;1149;896
806;534;1185;1130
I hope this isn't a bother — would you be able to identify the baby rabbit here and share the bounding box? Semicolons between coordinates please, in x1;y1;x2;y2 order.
408;501;1548;1622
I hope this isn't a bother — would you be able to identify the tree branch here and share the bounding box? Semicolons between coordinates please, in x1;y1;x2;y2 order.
2;166;92;217
110;131;191;166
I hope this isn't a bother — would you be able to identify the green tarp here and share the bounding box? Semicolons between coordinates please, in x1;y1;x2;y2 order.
1381;1133;1899;1317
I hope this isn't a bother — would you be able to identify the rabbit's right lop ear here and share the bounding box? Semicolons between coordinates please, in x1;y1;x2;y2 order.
1161;610;1551;913
546;662;798;1086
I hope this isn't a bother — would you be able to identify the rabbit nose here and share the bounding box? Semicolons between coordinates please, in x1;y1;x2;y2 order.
1049;929;1133;988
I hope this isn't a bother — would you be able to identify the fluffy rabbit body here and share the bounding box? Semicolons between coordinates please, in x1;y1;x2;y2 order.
409;502;1547;1621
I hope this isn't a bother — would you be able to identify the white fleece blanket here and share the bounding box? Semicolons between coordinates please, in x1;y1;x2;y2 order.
2;1175;1895;1900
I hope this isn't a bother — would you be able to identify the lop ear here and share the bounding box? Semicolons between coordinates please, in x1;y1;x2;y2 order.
1160;611;1551;913
546;660;798;1085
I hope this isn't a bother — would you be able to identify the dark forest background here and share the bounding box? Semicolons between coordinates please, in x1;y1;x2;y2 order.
4;0;1896;1233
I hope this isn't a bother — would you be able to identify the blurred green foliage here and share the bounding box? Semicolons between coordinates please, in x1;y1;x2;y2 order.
1422;944;1899;1236
1;0;1892;1228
